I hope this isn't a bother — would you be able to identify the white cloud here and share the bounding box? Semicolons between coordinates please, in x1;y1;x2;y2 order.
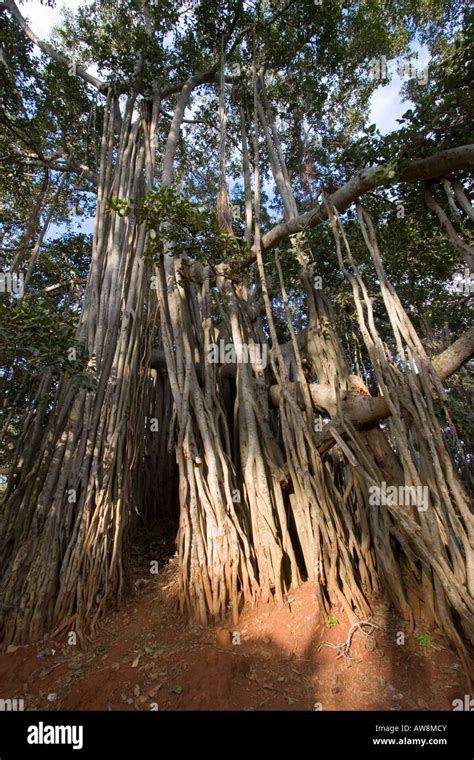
368;40;431;135
368;77;413;134
21;0;88;40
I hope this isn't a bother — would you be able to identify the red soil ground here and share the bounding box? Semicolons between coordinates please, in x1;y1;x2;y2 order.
0;555;469;712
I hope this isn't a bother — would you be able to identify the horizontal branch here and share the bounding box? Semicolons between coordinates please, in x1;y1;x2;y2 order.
37;278;86;294
160;66;218;99
24;156;99;185
432;325;474;379
153;327;474;437
237;145;474;262
306;326;474;452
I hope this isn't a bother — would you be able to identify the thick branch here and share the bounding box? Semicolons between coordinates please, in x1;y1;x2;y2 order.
233;145;474;264
432;325;474;379
161;69;218;185
4;0;106;91
160;66;218;100
153;326;474;427
268;325;474;421
307;326;474;452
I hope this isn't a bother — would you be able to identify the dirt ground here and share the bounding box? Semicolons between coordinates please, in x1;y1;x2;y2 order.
0;554;469;712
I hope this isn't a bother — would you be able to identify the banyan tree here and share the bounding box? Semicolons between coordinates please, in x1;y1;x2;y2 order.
0;0;473;685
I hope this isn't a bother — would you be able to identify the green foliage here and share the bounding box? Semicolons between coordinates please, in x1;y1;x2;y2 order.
107;196;132;217
415;631;433;649
0;299;78;373
140;186;250;268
